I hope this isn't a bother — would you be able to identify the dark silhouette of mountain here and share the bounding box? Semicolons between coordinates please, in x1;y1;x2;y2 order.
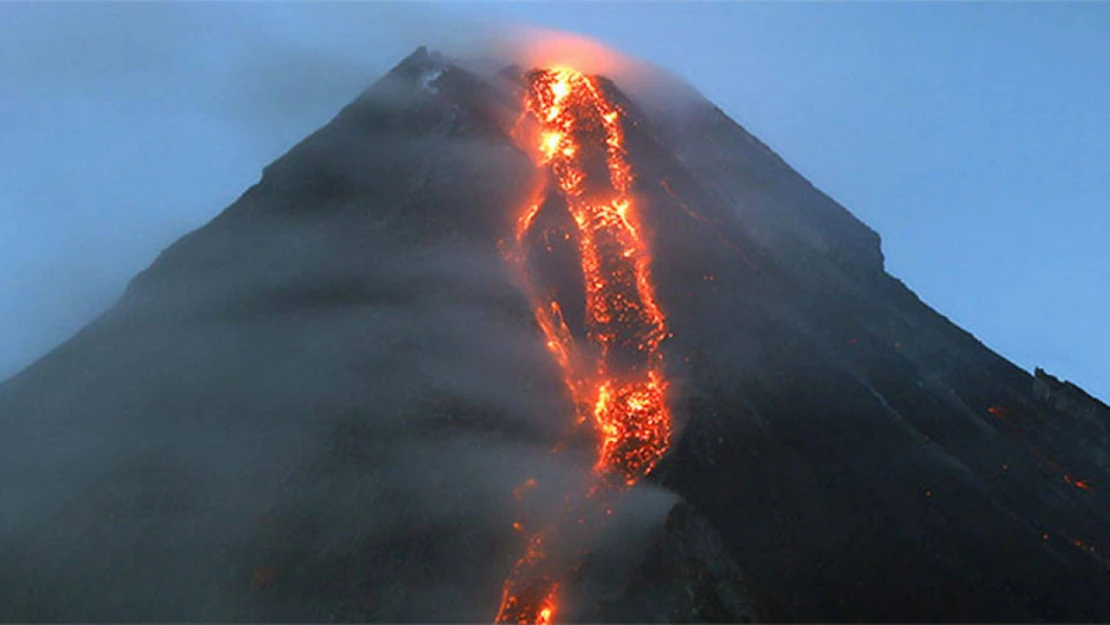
1;46;1107;622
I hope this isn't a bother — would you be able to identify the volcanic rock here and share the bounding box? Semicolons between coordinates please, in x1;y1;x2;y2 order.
1;46;1108;622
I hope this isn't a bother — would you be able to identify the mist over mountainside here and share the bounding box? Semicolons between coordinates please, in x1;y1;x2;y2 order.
1;46;1107;623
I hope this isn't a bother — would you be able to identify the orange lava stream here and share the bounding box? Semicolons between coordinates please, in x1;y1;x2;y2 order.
495;67;673;624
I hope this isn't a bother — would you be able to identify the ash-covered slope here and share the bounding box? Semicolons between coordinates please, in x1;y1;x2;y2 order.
1;46;1107;622
641;97;1110;622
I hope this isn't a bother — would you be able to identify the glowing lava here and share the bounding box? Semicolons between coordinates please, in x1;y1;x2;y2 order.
495;67;673;623
514;66;672;484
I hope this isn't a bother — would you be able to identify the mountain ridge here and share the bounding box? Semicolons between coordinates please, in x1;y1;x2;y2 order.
0;46;1107;622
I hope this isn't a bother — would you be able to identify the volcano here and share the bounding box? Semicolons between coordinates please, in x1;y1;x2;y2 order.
1;46;1109;623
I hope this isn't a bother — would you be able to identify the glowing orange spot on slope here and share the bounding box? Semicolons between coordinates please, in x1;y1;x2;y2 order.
1065;474;1094;491
541;132;564;159
536;587;558;625
551;78;569;100
494;536;559;624
513;478;538;501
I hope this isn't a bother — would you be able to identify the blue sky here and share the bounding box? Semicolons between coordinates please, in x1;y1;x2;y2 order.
0;2;1106;399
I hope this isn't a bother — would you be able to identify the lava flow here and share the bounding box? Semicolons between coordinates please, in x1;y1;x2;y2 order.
495;67;673;624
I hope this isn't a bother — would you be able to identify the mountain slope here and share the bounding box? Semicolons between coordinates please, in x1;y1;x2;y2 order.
0;46;1107;622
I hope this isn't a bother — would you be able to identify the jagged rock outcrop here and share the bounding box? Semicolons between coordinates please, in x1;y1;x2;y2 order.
1035;367;1110;424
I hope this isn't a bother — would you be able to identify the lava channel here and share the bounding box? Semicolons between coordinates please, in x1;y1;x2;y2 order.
495;66;674;624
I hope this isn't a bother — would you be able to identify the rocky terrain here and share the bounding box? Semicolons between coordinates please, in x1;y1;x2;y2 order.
0;47;1107;622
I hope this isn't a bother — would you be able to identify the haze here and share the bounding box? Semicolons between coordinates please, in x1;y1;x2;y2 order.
0;2;1106;399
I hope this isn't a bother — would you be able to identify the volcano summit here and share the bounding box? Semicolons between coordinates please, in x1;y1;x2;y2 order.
1;47;1108;623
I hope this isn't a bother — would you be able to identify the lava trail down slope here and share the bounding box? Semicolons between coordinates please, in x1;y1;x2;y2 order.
495;67;673;624
1;45;1109;623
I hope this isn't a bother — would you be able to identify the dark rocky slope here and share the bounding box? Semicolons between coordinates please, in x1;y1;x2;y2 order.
0;47;1106;622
